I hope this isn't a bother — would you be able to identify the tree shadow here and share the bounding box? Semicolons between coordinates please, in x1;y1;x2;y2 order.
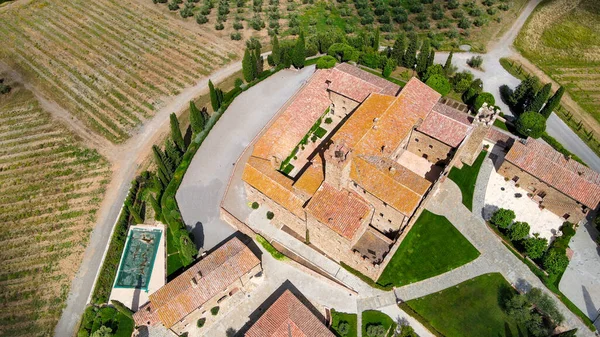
184;124;193;148
193;221;205;250
482;204;499;221
582;285;599;322
504;322;514;337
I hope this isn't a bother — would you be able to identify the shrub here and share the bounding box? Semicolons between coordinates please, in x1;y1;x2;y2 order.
366;324;386;337
458;17;471;29
235;78;244;87
168;1;180;10
338;321;350;336
473;92;495;111
233;20;244;29
316;55;337;69
211;306;220;315
526;288;564;324
508;221;530;241
197;318;206;327
425;74;451;96
467;55;483;68
196;14;208;24
524;235;548;260
324;117;333;124
230;32;242;40
516;111;546;139
251;201;259;209
215;22;225;30
266;211;274;220
490;208;515;229
542;248;569;275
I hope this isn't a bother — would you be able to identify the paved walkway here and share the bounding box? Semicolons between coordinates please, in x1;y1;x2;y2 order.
176;66;316;251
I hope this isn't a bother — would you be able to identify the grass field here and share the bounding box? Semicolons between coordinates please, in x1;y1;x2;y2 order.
515;0;600;130
377;210;480;287
362;310;396;337
0;0;238;143
448;151;487;211
330;310;358;337
0;85;110;336
406;273;522;337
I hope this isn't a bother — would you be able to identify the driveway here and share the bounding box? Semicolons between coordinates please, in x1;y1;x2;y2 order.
176;66;316;251
559;221;600;329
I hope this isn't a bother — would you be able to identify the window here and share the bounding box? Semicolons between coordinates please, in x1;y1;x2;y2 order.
563;213;570;220
422;154;428;159
428;145;433;149
379;213;384;217
415;138;419;142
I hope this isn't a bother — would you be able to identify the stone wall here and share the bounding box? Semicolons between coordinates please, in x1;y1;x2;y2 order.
349;182;406;235
498;161;587;223
329;91;360;119
407;130;454;165
244;184;306;234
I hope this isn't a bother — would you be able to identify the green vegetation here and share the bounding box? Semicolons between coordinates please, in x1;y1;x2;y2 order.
330;310;358;337
398;303;444;337
316;55;337;69
256;234;288;261
362;311;396;337
251;201;260;209
211;306;220;316
493;118;509;131
279;107;328;174
378;210;480;287
447;151;487;211
77;305;134;337
339;262;392;291
406;273;521;337
197;318;206;328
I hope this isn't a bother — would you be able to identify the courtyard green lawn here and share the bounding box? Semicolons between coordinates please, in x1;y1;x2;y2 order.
362;310;396;337
406;273;522;337
448;151;487;211
166;226;183;277
377;210;480;287
330;310;358;337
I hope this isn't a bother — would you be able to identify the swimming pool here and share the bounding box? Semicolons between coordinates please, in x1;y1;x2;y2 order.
114;227;162;291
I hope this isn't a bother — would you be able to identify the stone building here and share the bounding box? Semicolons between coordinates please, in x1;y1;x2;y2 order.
242;64;472;279
498;137;600;223
132;237;261;335
244;289;334;337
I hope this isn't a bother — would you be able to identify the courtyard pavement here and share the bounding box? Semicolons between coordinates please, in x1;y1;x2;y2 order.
176;66;316;251
560;221;600;329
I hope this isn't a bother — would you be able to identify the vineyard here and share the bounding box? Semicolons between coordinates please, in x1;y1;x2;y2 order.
0;0;239;143
516;0;600;126
0;85;110;336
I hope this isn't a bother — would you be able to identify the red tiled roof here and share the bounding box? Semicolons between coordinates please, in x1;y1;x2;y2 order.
505;138;600;209
306;183;371;240
417;106;473;147
245;290;335;337
328;63;400;101
136;237;260;328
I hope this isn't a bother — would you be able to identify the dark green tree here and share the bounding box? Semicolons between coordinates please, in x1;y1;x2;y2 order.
425;74;451;95
527;83;551;113
152;145;172;180
216;87;224;109
110;300;134;319
443;51;453;72
272;35;280;66
170;113;185;152
156;167;170;187
516;111;546;139
510;76;539;111
165;139;182;168
382;58;394;78
508;221;530;241
179;232;198;266
128;204;144;224
208;79;219;111
242;48;255;82
148;194;163;221
504;294;531;324
402;33;418;69
540;86;564;118
422;64;444;82
473;92;495;111
189;101;205;134
427;49;435;69
416;39;430;75
292;31;306;69
373;28;380;50
542;248;569;275
490;208;515;229
391;35;406;65
254;46;263;75
555;329;578;337
524;234;548;259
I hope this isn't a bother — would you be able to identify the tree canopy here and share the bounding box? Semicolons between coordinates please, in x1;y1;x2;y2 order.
516;111;546;139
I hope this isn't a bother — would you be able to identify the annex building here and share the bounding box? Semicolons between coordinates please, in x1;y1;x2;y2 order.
132;237;261;335
242;63;475;279
498;137;600;223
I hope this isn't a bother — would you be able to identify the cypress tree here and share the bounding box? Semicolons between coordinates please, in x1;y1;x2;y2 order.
527;83;552;113
242;48;254;82
391;35;405;65
254;47;263;75
148;194;163;221
427;49;435;68
216;87;224;108
156;166;170;187
373;28;380;50
128;204;143;224
444;51;453;72
416;39;430;75
152;145;171;180
189;101;205;134
170;113;185;152
165;139;182;168
292;31;306;69
272;35;280;66
208;80;219;111
511;76;540;110
540;86;564;118
402;34;418;69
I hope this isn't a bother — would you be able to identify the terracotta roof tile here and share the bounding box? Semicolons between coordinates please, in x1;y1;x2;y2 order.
351;155;430;215
245;290;335;337
306;183;371;240
328;64;401;102
417;107;473;147
243;156;306;218
354;77;441;157
505;138;600;209
293;155;325;197
334;63;401;96
136;238;260;329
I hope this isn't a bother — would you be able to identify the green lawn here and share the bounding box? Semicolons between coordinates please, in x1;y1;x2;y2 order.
406;273;522;337
493;119;510;132
255;235;288;261
362;310;396;337
377;210;480;287
330;310;358;337
448;151;487;211
166;226;183;277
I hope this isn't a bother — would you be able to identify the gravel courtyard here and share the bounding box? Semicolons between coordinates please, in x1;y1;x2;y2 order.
176;66;316;251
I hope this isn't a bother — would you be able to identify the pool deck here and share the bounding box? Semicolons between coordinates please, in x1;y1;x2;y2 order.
109;224;166;311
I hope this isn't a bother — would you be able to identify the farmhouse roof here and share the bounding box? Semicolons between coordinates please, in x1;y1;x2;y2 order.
505;137;600;209
135;237;260;329
417;103;473;147
306;183;371;240
244;290;335;337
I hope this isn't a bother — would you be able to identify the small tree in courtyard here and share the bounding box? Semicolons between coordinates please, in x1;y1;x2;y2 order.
508;221;530;241
490;208;515;229
524;234;547;260
425;74;451;96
